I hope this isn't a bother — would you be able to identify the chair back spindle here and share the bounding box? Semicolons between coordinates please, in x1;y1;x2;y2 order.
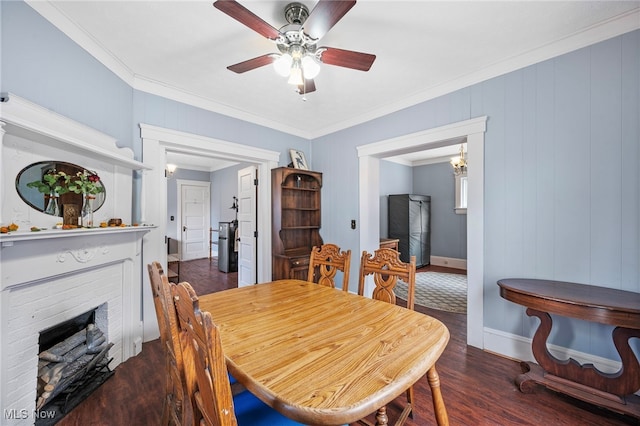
358;248;416;310
307;243;351;291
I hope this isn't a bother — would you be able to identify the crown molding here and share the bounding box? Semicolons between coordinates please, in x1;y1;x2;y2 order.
26;2;640;140
133;76;313;139
25;1;311;139
26;0;136;87
315;8;640;139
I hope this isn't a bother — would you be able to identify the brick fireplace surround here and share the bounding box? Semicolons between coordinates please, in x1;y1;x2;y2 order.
0;94;153;425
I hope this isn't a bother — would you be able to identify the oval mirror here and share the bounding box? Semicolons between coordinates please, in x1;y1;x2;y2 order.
16;161;106;217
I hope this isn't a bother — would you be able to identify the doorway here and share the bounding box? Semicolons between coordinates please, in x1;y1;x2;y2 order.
177;179;211;261
358;117;486;349
139;123;279;341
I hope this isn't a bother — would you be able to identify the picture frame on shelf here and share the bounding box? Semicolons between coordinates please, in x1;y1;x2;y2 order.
289;149;308;170
63;204;80;226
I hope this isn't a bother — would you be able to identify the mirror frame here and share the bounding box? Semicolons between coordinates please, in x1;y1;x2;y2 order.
16;161;106;218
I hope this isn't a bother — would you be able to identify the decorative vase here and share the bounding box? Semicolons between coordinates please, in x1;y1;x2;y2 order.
45;191;60;216
81;195;95;227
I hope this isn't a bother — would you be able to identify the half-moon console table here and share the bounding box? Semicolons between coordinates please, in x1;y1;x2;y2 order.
498;278;640;419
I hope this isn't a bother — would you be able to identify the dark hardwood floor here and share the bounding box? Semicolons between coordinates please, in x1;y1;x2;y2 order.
58;258;636;425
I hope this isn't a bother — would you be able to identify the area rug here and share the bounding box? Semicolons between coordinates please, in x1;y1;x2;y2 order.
395;272;467;313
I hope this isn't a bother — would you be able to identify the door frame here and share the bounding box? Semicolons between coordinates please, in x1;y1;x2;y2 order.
139;123;279;341
357;116;487;349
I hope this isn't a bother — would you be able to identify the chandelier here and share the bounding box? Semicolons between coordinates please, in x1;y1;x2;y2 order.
450;144;467;175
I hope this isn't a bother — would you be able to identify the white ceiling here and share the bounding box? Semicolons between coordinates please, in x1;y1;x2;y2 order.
27;1;640;169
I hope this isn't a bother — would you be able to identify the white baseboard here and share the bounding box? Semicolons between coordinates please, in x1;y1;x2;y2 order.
483;327;628;376
484;327;640;396
430;256;467;270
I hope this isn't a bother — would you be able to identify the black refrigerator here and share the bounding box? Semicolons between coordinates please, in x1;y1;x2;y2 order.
388;194;431;267
218;221;238;273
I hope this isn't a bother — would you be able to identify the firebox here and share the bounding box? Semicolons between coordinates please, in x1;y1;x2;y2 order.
35;306;114;425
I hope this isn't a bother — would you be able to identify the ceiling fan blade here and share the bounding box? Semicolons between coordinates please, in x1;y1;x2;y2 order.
320;47;376;71
213;0;280;40
304;0;356;40
297;79;316;95
227;54;275;73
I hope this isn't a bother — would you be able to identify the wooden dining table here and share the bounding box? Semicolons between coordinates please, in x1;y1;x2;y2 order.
198;279;450;426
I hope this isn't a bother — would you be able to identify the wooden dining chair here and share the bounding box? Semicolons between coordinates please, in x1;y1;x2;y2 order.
148;261;193;425
357;248;417;425
149;262;247;425
358;248;416;310
171;281;304;426
307;243;351;291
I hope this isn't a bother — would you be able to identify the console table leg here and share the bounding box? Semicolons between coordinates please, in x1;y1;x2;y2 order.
520;308;640;419
515;361;540;394
498;279;640;420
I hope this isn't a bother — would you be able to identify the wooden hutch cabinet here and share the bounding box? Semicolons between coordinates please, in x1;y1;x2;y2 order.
271;167;323;280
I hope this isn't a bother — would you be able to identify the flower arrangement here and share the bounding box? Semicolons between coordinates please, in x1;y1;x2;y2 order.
26;170;70;195
27;169;104;196
67;170;104;196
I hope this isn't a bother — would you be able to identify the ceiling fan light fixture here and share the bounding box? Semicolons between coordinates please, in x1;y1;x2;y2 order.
301;55;320;79
287;59;304;86
273;53;293;77
214;0;375;94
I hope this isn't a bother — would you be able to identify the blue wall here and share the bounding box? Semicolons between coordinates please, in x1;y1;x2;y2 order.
413;162;467;260
379;160;467;261
313;31;640;360
1;1;309;170
1;1;133;147
165;168;211;241
131;91;309;166
2;1;638;361
211;163;250;227
164;165;246;254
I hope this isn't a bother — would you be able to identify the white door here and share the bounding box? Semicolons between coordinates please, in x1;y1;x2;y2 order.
179;180;210;261
237;166;257;286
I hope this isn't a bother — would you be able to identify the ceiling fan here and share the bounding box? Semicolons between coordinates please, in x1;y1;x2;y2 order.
213;0;376;95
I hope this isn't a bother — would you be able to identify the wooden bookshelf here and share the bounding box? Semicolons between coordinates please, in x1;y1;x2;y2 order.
271;167;323;280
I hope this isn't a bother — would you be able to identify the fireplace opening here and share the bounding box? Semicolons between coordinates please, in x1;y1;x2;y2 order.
35;306;114;425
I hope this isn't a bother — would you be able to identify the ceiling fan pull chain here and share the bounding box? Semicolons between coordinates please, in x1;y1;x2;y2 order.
301;71;307;101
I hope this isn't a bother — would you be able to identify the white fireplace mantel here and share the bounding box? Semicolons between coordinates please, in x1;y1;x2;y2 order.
0;227;151;424
0;93;150;170
0;93;153;425
0;225;154;245
0;226;155;292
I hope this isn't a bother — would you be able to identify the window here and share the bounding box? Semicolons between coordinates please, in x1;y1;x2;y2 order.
455;173;467;214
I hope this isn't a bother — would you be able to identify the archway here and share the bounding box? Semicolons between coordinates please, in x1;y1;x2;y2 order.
358;117;486;348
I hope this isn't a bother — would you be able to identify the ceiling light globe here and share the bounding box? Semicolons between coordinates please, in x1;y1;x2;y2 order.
288;66;303;86
273;54;292;77
302;55;320;79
